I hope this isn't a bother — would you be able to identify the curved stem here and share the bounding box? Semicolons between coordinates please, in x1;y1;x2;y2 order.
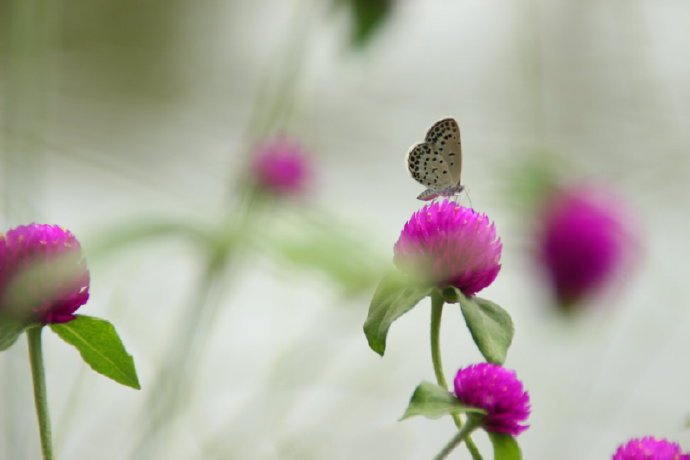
430;292;483;460
430;292;449;389
433;416;480;460
27;327;54;460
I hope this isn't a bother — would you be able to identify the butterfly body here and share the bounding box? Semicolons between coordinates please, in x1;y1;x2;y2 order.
405;118;463;201
416;184;464;201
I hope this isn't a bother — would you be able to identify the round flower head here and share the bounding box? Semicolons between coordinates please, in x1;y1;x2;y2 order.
0;224;89;324
613;437;689;460
394;200;502;296
536;184;635;308
453;363;530;436
250;136;312;196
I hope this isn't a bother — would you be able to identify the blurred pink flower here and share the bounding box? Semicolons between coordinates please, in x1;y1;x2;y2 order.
453;363;530;436
613;436;689;460
0;224;89;324
536;185;636;308
394;200;502;296
251;137;312;196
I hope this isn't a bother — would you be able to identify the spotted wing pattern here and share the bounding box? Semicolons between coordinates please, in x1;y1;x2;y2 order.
405;142;453;189
424;118;462;185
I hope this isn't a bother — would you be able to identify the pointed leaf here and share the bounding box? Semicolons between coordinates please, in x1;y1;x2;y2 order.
401;381;485;420
458;292;514;364
488;433;522;460
0;317;27;351
345;0;394;47
363;271;431;356
51;315;140;389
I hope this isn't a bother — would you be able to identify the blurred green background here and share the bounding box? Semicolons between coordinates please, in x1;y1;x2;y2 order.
1;0;690;459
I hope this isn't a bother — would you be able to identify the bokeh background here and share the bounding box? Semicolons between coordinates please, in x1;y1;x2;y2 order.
2;0;690;458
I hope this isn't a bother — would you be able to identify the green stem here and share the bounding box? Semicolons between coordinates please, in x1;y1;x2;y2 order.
27;327;54;460
433;417;480;460
132;190;258;458
130;258;224;458
430;292;448;388
430;292;483;460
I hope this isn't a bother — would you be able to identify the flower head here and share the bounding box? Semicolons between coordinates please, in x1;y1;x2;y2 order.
250;136;312;196
0;224;90;324
453;363;530;436
393;200;502;296
613;437;689;460
536;184;635;308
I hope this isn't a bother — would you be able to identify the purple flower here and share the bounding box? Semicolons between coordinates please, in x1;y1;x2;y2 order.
251;136;312;196
453;363;530;436
393;200;502;296
536;185;635;308
613;437;689;460
0;224;90;324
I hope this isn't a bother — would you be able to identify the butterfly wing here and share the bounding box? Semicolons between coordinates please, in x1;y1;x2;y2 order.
405;142;453;190
424;118;462;186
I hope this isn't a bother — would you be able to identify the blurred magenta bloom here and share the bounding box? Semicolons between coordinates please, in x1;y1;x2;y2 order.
394;200;502;296
0;224;90;324
453;363;530;436
536;185;635;308
251;136;312;196
612;436;689;460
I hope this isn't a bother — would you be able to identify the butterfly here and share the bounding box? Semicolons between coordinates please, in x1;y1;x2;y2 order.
405;117;463;201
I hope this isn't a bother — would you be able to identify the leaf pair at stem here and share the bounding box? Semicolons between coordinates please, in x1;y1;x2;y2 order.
363;271;514;365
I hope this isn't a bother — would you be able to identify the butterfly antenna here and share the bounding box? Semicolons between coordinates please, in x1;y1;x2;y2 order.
464;187;474;208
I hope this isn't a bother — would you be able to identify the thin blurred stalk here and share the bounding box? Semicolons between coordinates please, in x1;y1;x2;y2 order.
200;303;350;458
525;0;545;149
1;0;54;222
134;0;319;454
246;0;312;142
129;192;254;459
2;0;57;457
228;0;315;203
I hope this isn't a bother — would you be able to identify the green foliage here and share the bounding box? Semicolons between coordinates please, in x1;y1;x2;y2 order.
266;222;386;295
341;0;394;47
401;381;485;420
364;271;431;356
488;433;522;460
0;317;28;351
456;291;514;364
87;218;211;261
255;208;388;295
51;315;140;389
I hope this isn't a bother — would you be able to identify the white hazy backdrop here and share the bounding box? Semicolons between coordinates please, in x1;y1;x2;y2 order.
1;0;690;459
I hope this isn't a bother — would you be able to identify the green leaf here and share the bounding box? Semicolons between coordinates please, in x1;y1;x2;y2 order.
488;433;522;460
51;315;140;389
363;271;432;356
401;381;485;420
262;215;388;295
0;317;28;351
345;0;394;47
457;292;514;364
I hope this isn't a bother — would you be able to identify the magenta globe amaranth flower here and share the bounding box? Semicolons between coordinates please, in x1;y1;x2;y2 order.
613;437;689;460
250;136;312;196
536;185;635;308
453;363;530;436
0;224;89;324
393;200;502;296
